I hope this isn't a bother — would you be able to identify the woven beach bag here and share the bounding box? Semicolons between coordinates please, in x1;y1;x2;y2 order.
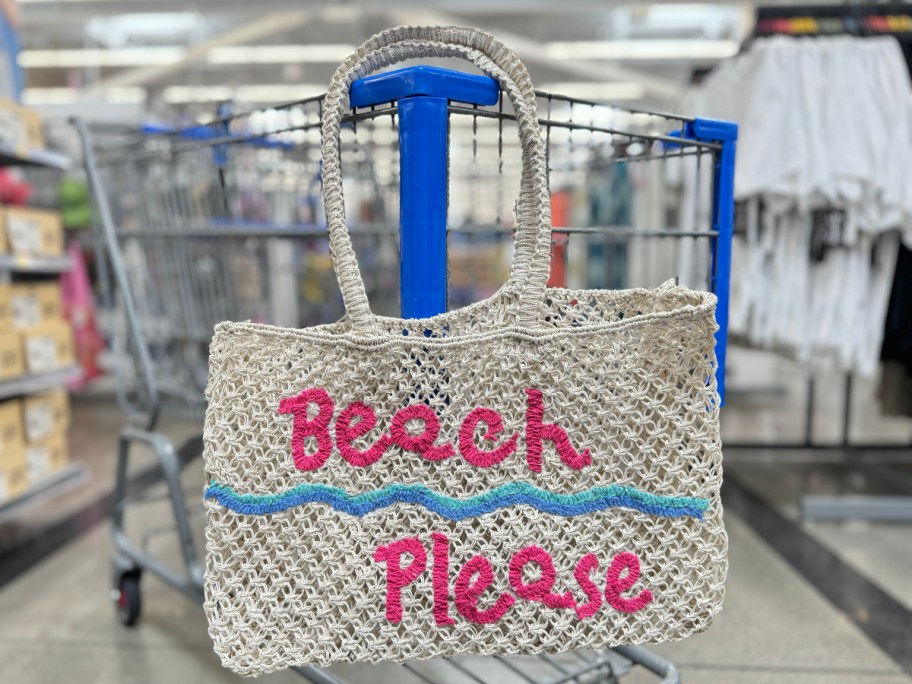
203;25;727;677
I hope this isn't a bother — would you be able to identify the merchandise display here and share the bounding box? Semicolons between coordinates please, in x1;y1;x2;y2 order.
692;35;912;375
0;93;79;512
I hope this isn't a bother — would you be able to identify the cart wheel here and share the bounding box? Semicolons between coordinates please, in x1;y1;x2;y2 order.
115;572;141;627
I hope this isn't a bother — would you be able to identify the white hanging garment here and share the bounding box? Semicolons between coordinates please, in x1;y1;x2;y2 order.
688;35;909;376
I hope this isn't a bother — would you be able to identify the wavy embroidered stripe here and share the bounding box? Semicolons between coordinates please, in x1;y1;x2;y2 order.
204;481;709;521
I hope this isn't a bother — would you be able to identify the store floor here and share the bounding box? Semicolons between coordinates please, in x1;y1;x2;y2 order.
1;352;911;684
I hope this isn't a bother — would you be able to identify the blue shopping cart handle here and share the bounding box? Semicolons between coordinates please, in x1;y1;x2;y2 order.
664;117;738;150
350;66;500;320
350;65;500;108
141;123;215;140
140;123;293;150
664;116;738;405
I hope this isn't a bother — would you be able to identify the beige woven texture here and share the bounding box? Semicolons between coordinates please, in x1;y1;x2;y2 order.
203;25;727;677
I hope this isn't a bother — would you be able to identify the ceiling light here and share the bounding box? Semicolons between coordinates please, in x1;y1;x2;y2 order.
19;43;356;70
544;40;739;61
86;13;205;47
21;86;147;105
21;88;78;105
207;44;355;65
19;47;184;68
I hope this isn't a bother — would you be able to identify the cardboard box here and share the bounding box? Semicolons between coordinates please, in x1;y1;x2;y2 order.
10;282;62;329
0;399;24;458
21;321;75;373
1;207;63;258
0;332;25;380
0;99;45;152
0;448;28;503
22;389;69;444
0;283;11;327
26;432;68;483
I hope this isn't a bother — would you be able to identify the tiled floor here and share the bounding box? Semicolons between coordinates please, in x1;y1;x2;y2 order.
2;484;908;684
1;350;911;684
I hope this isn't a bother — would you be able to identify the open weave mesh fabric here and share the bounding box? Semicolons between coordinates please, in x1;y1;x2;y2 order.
203;286;726;675
203;25;726;678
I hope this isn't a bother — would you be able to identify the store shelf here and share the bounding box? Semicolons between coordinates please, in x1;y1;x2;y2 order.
0;366;81;400
0;254;72;273
0;464;88;524
0;143;69;170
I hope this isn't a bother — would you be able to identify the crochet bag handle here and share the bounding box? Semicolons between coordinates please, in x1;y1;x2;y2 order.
321;26;552;333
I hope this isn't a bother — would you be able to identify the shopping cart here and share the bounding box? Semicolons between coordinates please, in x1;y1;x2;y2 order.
75;62;736;684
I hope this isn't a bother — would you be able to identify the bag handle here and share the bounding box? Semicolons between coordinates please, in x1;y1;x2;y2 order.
321;26;552;333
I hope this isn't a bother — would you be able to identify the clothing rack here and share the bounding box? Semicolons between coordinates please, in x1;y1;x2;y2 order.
724;4;912;523
754;3;912;39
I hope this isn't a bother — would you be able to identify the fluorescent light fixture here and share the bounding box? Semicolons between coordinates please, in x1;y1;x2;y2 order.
19;43;356;69
22;86;147;105
544;40;739;61
207;44;355;65
19;47;183;68
162;84;324;104
539;82;646;101
21;88;78;105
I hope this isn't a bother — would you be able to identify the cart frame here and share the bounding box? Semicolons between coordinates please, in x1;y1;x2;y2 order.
75;63;737;684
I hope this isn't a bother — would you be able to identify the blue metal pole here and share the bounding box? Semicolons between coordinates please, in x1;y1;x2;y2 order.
396;96;448;317
712;137;736;406
349;66;499;319
690;117;738;406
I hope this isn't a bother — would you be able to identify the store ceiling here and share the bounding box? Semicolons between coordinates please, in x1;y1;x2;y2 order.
16;0;752;117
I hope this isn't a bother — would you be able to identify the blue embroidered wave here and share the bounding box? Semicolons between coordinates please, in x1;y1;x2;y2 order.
204;481;709;521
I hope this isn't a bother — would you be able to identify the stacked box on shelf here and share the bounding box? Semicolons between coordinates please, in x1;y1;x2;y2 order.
0;194;71;382
20;321;74;373
0;284;25;380
0;333;24;380
0;391;70;498
22;387;69;443
0;170;72;382
1;279;74;376
0;206;64;260
9;281;74;373
0;99;75;506
23;388;69;484
10;281;62;326
0;399;27;502
0;99;45;153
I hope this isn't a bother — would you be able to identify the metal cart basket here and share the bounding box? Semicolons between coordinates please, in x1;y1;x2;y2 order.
75;62;735;684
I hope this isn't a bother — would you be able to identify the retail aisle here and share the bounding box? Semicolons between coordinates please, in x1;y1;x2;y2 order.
0;389;910;684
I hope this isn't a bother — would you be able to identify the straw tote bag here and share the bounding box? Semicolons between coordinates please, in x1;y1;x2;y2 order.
203;25;727;677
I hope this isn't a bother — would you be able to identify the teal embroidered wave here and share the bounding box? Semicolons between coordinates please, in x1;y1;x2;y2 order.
204;481;709;521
